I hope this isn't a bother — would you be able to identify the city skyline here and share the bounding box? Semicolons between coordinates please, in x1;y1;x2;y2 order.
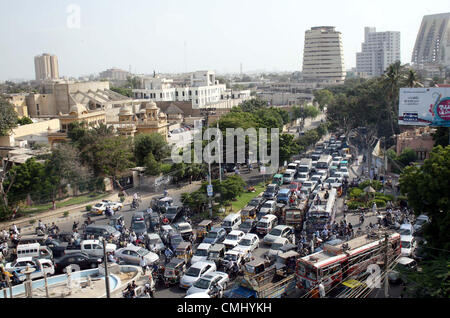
0;0;449;81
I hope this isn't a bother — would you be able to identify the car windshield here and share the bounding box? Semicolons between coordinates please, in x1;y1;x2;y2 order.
269;228;282;236
149;238;161;244
239;239;252;246
207;232;218;238
399;229;411;236
195;249;208;257
303;182;312;187
271;243;284;250
262;203;273;209
402;241;411;249
167;208;177;215
172;236;183;243
193;278;211;289
178;225;191;231
132;222;146;230
283;173;291;178
224;254;237;261
240;222;251;229
267;186;276;192
249;200;259;206
222;221;232;227
257;221;268;228
185;267;201;277
94;203;102;208
289;184;297;189
208;252;220;259
137;248;149;256
416;219;426;226
226;234;238;241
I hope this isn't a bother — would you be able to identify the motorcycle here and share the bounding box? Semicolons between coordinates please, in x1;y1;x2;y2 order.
131;200;139;210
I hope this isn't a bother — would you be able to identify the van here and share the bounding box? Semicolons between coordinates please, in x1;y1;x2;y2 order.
221;213;242;233
287;163;298;173
84;225;121;240
283;170;296;184
16;243;53;260
17;234;48;246
256;215;278;236
277;189;292;205
298;158;312;174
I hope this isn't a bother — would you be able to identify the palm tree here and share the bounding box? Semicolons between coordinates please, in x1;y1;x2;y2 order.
383;61;402;136
405;69;423;88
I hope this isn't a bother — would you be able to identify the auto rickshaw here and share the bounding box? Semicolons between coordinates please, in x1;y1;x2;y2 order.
163;258;187;287
241;205;257;222
108;215;124;231
174;241;193;263
243;257;272;277
274;203;286;223
207;243;226;267
152;196;173;213
195;220;213;243
275;250;299;277
272;174;284;186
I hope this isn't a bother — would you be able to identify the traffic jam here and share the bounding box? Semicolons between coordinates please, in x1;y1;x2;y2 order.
0;133;425;299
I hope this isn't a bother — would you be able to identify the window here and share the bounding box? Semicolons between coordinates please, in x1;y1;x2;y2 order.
84;244;92;250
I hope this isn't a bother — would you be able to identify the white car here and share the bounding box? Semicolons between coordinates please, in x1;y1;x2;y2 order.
295;172;309;184
325;177;342;189
338;167;350;178
179;261;216;289
263;225;294;245
222;230;245;250
222;250;245;268
184;292;211;298
91;200;123;214
267;237;291;259
399;223;414;237
413;215;429;233
186;271;229;296
401;235;417;257
388;257;417;284
191;243;212;264
147;233;165;253
233;234;259;254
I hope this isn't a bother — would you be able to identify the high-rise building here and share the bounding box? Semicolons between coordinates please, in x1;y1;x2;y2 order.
356;27;401;78
34;53;59;81
302;26;346;84
411;12;450;67
99;68;130;81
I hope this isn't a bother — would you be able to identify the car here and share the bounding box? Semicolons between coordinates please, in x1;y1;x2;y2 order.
399;223;415;237
54;252;102;274
239;219;257;234
401;235;417;257
102;200;123;211
413;215;429;234
288;182;302;193
263;184;279;200
310;175;323;185
160;224;177;244
282;170;296;184
338;167;350;178
165;206;183;224
222;250;245;268
247;197;266;211
276;189;292;205
84;225;121;240
301;181;317;196
179;261;217;289
388;257;417;284
91;201;122;215
191;243;212;265
203;227;227;245
147;233;165;253
168;232;185;250
263;225;294;245
222;230;245;250
295;172;309;184
115;244;159;265
174;222;194;241
131;214;148;236
325;177;342;189
232;233;259;254
258;200;277;218
44;238;68;258
186;271;229;296
267;237;291;259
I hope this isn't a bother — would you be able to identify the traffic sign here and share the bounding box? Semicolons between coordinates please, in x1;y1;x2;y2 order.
207;185;213;197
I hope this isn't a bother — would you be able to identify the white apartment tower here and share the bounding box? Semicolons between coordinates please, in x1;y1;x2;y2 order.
356;27;401;77
411;12;450;67
34;53;59;81
302;26;346;84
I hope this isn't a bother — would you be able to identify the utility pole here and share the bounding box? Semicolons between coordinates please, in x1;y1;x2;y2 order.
43;270;49;298
217;121;222;183
383;232;390;298
102;239;111;298
6;275;12;298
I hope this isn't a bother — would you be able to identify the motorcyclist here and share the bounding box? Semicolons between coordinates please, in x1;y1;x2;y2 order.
72;221;79;231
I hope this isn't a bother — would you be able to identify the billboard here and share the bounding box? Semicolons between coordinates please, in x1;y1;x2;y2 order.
398;87;450;127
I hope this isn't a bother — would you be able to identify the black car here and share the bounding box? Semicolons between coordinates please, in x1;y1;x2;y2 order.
239;219;257;234
165;206;183;224
263;184;279;200
248;197;267;211
44;238;68;258
54;252;102;274
168;232;185;250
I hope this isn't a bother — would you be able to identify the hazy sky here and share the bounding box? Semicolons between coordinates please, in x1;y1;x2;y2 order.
0;0;449;80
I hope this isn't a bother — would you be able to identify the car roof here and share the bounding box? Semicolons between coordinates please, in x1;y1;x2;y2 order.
123;244;141;251
15;256;34;262
198;243;212;249
397;257;415;265
265;200;275;204
243;233;257;239
228;230;244;235
147;233;161;239
191;261;214;269
273;225;290;230
271;237;289;244
279;189;290;193
210;227;224;232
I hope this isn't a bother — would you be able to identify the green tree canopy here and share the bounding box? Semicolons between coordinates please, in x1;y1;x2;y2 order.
0;95;18;136
134;133;170;165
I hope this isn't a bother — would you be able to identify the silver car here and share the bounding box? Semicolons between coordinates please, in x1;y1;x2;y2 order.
115;244;159;265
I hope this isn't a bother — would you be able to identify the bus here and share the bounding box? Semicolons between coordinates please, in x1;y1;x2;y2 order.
304;188;337;235
295;231;401;293
316;155;332;171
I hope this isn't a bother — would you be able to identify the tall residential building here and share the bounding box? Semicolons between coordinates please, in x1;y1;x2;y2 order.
34;53;59;81
99;68;131;81
411;12;450;67
356;27;401;77
302;26;346;84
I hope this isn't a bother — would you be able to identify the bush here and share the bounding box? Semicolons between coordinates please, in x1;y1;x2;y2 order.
63;211;69;217
29;219;36;224
368;199;386;208
120;196;125;203
349;188;364;199
358;179;383;191
85;205;92;212
347;201;366;210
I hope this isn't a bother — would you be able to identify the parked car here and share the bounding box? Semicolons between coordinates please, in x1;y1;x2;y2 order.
186;271;229;296
179;261;217;289
203;227;227;245
115;244;159;265
222;230;245;250
232;233;259;254
54;252;102;274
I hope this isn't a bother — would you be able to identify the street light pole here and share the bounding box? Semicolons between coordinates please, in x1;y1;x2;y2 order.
102;239;111;298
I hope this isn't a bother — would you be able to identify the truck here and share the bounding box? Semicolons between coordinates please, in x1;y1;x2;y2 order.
297;158;312;175
5;257;55;283
224;259;297;298
64;240;117;258
284;200;308;231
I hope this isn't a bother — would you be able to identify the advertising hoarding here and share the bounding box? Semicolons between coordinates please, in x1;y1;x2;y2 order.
398;87;450;127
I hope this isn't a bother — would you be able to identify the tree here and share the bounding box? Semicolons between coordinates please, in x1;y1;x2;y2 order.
279;134;300;164
0;95;18;136
17;116;33;125
110;86;133;98
134;133;170;165
313;89;334;110
432;127;449;147
405;69;423;88
216;175;246;202
235;99;267;113
399;145;450;251
383;61;402;136
397;148;418;166
144;153;162;176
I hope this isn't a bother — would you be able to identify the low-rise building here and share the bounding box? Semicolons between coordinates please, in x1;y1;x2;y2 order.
4;93;29;117
396;127;437;161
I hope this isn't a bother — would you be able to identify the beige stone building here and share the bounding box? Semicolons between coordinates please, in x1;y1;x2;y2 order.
34;53;59;81
4;94;29;117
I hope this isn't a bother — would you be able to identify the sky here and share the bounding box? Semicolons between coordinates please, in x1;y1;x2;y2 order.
0;0;449;81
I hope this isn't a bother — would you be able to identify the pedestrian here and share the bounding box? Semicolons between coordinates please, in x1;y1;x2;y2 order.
372;202;377;215
318;280;326;298
140;256;148;275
